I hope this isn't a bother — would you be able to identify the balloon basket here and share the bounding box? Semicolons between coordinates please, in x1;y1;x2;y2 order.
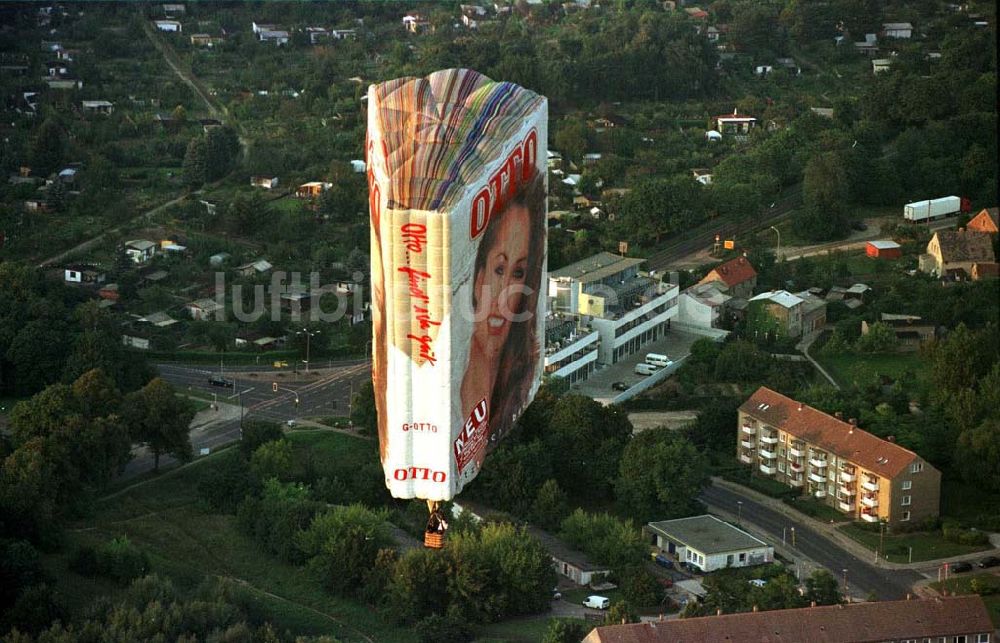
424;532;445;549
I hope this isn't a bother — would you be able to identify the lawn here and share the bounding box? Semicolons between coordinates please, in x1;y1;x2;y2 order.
941;478;1000;531
838;523;990;563
475;615;580;642
816;351;926;390
928;573;1000;626
785;497;852;523
54;433;418;643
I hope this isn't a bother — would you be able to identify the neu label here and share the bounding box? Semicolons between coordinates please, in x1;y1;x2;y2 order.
393;467;447;482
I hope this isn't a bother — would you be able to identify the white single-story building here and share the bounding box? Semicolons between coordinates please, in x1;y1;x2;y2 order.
646;515;773;573
154;19;182;32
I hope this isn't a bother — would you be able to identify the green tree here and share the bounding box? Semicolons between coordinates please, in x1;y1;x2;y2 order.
955;418;1000;492
29;118;67;176
124;378;194;471
603;600;639;625
182;137;208;188
238;479;322;563
204;126;240;181
350;380;377;434
804;569;843;605
554;119;588;163
297;503;394;597
619;567;664;608
240;420;284;457
531;478;570;530
796;152;851;242
545;395;632;499
249;439;293;481
616;430;709;523
855;322;899;353
387;548;452;623
542;619;590;643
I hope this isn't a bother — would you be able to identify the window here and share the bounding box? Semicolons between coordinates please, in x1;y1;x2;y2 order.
902;495;912;506
902;511;911;521
902;480;912;490
739;553;746;562
779;447;786;457
953;636;967;643
778;462;785;472
911;462;924;473
976;635;989;643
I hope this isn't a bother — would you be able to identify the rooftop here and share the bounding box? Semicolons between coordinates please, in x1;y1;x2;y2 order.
583;595;992;643
740;387;925;479
750;290;802;308
699;256;757;289
933;229;995;263
549;251;644;284
868;240;901;250
647;515;767;555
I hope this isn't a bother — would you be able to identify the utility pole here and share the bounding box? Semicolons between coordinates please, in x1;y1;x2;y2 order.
770;225;781;261
737;501;743;526
298;328;320;373
791;526;796;547
842;568;849;602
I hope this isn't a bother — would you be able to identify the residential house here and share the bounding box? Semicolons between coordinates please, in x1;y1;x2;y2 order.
794;289;827;335
705;25;720;42
646;515;772;572
855;33;880;56
971;262;999;280
296;181;332;198
236;259;273;277
154;20;182;32
138;311;178;328
124;239;157;264
45;77;82;90
81;100;113;115
738;386;941;525
919;229;996;278
186;298;224;321
162;3;186;16
459;4;489;29
872;58;892;73
691;168;712;185
122;334;151;350
697;256;757;299
583;596;993;643
883;21;913;38
549;252;679;366
250;175;279;189
543;315;600;384
350;160;366;173
748;290;804;338
865;239;902;259
64;264;105;285
676;282;730;330
863;314;935;351
966;207;998;234
402;13;432;34
713;109;757;138
258;29;290;45
190;33;223;47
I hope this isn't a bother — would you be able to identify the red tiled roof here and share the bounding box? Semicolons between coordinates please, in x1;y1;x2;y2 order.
739;387;924;479
699;256;757;288
583;596;992;643
967;207;999;233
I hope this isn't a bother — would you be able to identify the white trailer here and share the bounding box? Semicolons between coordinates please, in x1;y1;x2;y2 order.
904;196;961;222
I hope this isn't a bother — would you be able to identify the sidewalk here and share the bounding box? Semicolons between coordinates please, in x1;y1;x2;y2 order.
711;477;1000;571
796;331;839;389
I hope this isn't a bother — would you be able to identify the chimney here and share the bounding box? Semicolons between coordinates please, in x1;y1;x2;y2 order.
717;608;723;616
798;402;803;411
752;605;759;613
849;418;857;426
810;601;817;607
835;411;844;419
887;435;895;442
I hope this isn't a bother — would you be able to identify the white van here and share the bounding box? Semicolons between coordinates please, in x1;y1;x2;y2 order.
645;353;673;367
634;363;659;376
583;595;610;610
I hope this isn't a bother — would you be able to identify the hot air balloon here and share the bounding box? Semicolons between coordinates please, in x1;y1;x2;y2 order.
366;69;547;547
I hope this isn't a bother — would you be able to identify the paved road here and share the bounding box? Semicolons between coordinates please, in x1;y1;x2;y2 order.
123;361;371;477
701;483;923;599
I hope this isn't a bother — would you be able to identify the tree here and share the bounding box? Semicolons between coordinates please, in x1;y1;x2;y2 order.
387;548;452;624
795;152;851;242
554;118;588;163
855;322;898;353
297;503;394;597
125;378;194;471
603;600;639;625
955;418;1000;492
182;137;208;188
804;569;843;605
204;126;240;181
29;118;67;176
240;420;284;457
249;439;293;481
238;479;322;563
350;380;377;434
616;430;709;523
542;619;590;643
544;395;632;499
531;478;570;530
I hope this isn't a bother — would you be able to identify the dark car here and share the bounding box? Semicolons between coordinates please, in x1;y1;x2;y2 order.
208;375;234;387
950;561;973;574
978;556;1000;568
611;381;629;391
851;221;868;231
653;553;674;569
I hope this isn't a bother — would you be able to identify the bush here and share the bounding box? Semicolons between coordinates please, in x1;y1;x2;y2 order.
71;538;150;584
197;454;262;513
240;420;285;457
415;614;474;643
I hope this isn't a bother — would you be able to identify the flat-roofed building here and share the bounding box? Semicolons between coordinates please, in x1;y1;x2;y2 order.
646;515;772;572
549;252;678;365
738;387;940;525
584;595;993;643
543;315;599;384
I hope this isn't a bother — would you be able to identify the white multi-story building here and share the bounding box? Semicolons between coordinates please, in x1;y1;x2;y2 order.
548;252;678;366
544;316;599;384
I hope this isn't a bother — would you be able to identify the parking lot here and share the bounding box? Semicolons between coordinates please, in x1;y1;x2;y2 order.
573;330;705;403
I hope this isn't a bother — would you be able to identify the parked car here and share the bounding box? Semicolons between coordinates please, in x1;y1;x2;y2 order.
653;553;674;569
612;381;629;391
583;595;610;610
851;220;869;231
552;589;562;600
950;561;973;574
977;556;1000;568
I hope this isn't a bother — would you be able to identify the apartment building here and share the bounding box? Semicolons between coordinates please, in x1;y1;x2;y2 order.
548;252;678;366
737;387;940;525
543;315;599;384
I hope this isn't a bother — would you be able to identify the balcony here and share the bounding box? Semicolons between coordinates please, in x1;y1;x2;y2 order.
789;442;807;458
862;478;879;492
759;448;777;460
759;464;776;475
814;489;827;499
810;457;828;469
809;471;827;484
789;476;804;488
838;501;854;512
840;469;856;483
740;438;755;449
861;495;878;508
741;424;756;436
760;433;778;445
789;461;803;473
739;453;753;464
861;512;879;523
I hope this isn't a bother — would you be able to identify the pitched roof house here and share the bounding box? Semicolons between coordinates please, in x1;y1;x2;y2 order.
583;595;992;643
920;229;996;278
697;256;757;298
966;207;998;234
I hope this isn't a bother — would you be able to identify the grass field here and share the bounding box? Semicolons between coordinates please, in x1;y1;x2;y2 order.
53;432;419;642
838;523;990;563
816;352;926;390
929;573;1000;626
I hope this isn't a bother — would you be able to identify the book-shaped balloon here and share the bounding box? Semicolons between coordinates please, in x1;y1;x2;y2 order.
367;69;548;501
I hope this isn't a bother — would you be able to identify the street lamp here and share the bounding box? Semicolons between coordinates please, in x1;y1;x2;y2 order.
790;526;796;547
737;501;743;526
297;328;321;373
842;568;849;602
769;225;781;260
